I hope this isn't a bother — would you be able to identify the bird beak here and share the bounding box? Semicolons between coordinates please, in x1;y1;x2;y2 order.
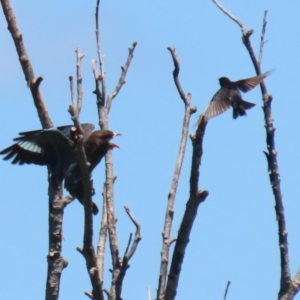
109;142;120;149
113;132;121;138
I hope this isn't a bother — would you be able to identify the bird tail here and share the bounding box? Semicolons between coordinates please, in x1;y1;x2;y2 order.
232;99;255;119
65;173;99;215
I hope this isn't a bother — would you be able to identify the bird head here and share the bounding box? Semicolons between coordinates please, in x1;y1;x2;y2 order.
93;130;121;141
84;130;121;152
218;77;231;87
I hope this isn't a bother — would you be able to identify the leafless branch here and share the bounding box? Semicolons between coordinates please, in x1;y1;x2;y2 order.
124;233;132;256
92;2;137;299
223;281;231;300
46;182;69;300
94;0;106;107
114;206;142;299
168;238;176;247
156;47;197;300
279;269;300;300
167;47;191;105
212;0;245;31
212;2;300;299
75;48;84;115
85;291;94;299
258;11;268;65
106;41;137;113
97;184;108;283
69;76;75;107
68;48;103;300
0;2;71;300
164;115;209;300
92;2;121;298
123;206;141;259
0;0;52;129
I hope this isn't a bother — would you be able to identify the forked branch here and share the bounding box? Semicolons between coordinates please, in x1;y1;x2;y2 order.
212;1;300;299
92;1;137;299
156;47;198;300
69;48;103;300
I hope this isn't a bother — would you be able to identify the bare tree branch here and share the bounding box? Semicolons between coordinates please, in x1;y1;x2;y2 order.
75;48;84;116
69;48;103;300
97;183;108;283
223;281;231;300
167;47;190;105
124;233;132;256
0;2;71;300
92;2;137;299
212;0;245;30
69;76;75;107
46;182;69;300
164;115;209;300
279;269;300;300
115;206;142;299
123;206;141;260
95;0;106;107
0;0;52;129
106;41;137;114
212;1;300;299
156;47;197;300
258;11;268;65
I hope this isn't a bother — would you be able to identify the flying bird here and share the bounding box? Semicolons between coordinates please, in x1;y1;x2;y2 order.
0;124;120;215
204;71;271;120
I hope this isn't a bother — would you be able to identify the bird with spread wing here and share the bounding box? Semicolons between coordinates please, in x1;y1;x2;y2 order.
204;71;271;120
0;123;120;215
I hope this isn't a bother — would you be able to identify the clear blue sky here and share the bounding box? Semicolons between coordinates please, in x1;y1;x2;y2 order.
1;1;300;299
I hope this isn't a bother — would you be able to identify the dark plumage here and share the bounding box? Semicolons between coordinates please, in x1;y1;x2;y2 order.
0;124;120;215
204;71;271;120
64;130;120;215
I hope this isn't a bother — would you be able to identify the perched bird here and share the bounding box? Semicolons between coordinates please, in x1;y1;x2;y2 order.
64;129;120;215
204;71;271;120
0;124;120;215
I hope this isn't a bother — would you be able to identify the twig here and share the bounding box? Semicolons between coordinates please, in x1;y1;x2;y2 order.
75;48;84;116
123;206;141;260
69;76;75;107
212;0;245;31
69;48;103;300
164;115;209;300
258;11;268;65
167;47;190;105
223;281;231;300
95;0;106;107
124;233;132;256
212;2;300;299
156;47;197;300
115;206;142;299
106;41;137;113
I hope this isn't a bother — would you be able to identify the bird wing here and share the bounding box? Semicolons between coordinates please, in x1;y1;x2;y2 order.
234;71;271;93
0;128;73;165
203;90;231;120
56;123;95;141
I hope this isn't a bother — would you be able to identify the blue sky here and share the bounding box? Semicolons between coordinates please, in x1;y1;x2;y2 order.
1;1;300;299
